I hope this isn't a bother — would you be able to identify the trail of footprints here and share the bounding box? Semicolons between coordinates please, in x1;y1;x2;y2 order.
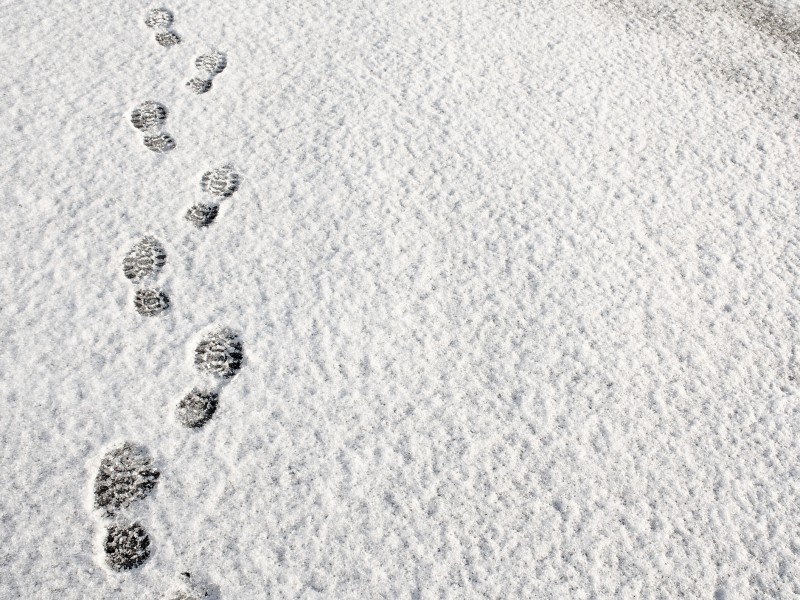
92;328;244;575
94;7;243;591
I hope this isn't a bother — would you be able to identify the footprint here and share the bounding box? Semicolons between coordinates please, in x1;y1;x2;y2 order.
200;165;240;198
93;444;159;571
180;329;243;429
144;8;181;47
155;31;181;47
144;7;172;28
131;101;167;132
176;388;219;428
186;78;212;94
186;51;226;94
131;101;175;152
196;52;227;75
123;236;166;283
104;522;152;571
194;328;244;379
184;166;239;229
134;289;170;317
144;133;177;153
94;442;160;516
123;237;170;316
185;203;219;228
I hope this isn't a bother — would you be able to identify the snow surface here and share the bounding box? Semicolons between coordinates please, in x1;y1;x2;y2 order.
1;0;799;597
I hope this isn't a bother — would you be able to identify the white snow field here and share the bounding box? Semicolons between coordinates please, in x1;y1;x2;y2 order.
1;0;799;597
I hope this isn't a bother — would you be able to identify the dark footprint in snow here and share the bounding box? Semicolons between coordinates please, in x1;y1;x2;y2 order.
123;236;167;283
186;78;212;94
185;166;238;228
104;522;152;571
186;51;226;94
131;101;175;152
200;165;239;198
131;101;167;132
155;31;181;47
123;237;170;316
134;288;170;316
194;328;243;379
196;52;227;76
176;388;219;428
144;133;177;153
185;203;219;228
145;8;181;47
94;442;160;516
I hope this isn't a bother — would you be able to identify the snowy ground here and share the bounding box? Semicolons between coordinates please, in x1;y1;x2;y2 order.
1;0;799;597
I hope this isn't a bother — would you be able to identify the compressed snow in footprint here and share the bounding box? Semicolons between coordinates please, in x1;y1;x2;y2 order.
1;0;799;598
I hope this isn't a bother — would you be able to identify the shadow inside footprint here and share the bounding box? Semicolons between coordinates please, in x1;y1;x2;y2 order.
194;328;243;379
134;289;170;316
94;442;160;516
104;522;151;571
176;388;219;428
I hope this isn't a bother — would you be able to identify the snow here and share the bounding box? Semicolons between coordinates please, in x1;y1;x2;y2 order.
1;0;799;597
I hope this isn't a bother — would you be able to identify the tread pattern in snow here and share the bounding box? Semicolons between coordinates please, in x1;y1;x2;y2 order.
94;442;159;515
104;522;151;571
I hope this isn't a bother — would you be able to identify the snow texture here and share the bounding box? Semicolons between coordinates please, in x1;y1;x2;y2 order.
1;0;799;597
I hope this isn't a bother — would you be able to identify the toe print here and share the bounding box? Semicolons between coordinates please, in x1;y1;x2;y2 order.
134;289;170;316
185;203;219;228
186;51;226;95
200;165;240;198
123;236;166;283
104;522;151;571
144;7;181;47
194;328;243;379
94;442;160;516
131;101;167;132
176;388;219;428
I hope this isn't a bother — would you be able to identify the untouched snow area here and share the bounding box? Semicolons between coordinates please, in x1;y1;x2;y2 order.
1;0;799;597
